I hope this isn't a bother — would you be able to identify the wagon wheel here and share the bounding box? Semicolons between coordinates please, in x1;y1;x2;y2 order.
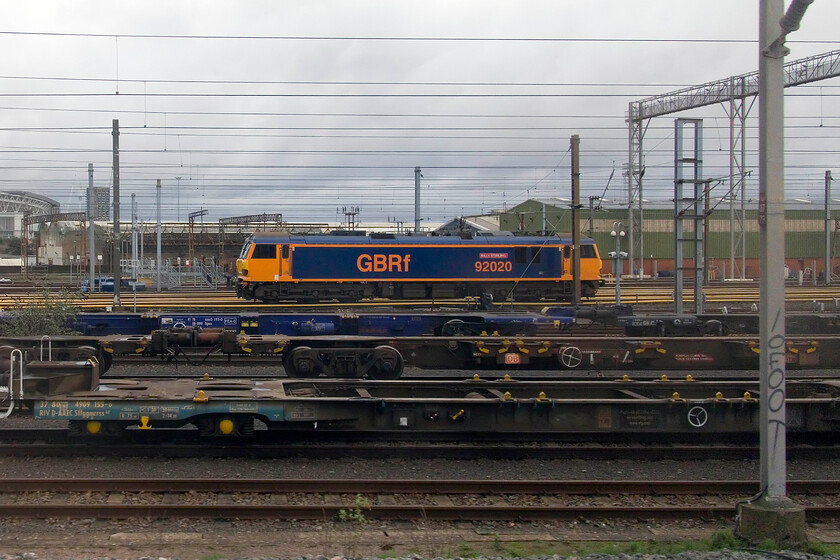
364;345;404;380
0;345;17;374
76;345;112;375
558;346;582;369
283;346;318;378
701;320;726;336
441;319;469;337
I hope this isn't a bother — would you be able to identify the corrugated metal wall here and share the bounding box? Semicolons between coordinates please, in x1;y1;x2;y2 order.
498;202;839;259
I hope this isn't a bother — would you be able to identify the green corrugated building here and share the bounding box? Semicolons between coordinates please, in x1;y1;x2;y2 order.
496;199;840;279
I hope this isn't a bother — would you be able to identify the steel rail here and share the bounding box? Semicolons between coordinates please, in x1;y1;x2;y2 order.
0;478;838;520
0;503;763;520
2;478;838;494
4;283;840;310
0;436;838;460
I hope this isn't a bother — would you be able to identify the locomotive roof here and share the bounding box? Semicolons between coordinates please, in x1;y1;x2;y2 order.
246;233;595;245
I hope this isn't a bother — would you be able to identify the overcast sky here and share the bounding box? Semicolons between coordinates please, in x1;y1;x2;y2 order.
0;1;838;228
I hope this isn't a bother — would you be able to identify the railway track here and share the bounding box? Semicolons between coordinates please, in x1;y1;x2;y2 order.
4;282;840;310
1;478;837;520
1;428;838;460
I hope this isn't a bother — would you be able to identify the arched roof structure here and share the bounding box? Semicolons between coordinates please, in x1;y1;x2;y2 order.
0;191;61;215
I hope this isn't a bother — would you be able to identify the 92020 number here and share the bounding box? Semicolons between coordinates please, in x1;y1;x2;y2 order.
474;260;512;272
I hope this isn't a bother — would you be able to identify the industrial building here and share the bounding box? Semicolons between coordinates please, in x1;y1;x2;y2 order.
498;198;840;280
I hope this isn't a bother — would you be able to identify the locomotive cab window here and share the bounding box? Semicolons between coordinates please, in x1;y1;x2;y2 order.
563;246;571;259
252;244;277;259
239;241;252;259
281;245;290;259
580;245;596;258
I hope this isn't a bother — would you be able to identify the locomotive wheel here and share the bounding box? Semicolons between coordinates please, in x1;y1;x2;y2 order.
283;346;318;377
364;345;404;380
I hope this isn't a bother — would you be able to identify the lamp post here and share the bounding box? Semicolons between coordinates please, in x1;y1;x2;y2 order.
610;222;627;305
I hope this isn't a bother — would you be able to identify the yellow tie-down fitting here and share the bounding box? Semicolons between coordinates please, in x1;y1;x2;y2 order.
193;390;209;403
497;339;511;354
238;334;252;354
476;341;490;354
273;342;285;355
515;339;529;354
537;341;551;354
450;409;465;421
134;337;149;354
787;340;819;354
635;340;666;354
138;416;152;430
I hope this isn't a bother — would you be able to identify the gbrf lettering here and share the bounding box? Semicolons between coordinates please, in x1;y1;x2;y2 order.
357;253;411;272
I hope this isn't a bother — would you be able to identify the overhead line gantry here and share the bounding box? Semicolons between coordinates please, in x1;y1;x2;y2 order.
626;48;840;280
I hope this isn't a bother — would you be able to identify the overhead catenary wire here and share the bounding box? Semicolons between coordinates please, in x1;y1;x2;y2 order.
0;23;836;224
4;30;836;43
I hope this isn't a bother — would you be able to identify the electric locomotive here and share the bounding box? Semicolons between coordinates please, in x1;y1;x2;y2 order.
235;232;603;303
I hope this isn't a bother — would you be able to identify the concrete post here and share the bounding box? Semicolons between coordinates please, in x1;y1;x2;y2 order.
414;167;422;233
87;164;95;292
571;135;581;305
131;193;138;282
156;179;162;292
826;170;833;284
112;119;121;307
737;0;808;543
